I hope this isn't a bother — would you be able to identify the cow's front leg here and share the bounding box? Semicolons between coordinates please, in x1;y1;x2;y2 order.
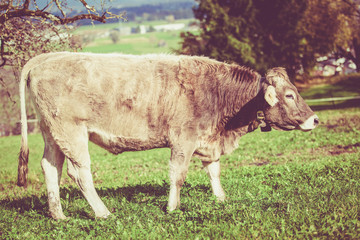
202;160;226;201
168;146;193;211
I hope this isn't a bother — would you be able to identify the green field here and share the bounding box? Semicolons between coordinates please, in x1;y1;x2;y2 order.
82;31;183;54
1;73;360;238
77;19;194;55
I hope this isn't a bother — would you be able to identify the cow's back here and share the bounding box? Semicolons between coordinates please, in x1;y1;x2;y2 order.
28;53;194;153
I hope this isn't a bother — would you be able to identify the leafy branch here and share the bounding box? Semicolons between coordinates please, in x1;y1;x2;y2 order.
0;0;125;68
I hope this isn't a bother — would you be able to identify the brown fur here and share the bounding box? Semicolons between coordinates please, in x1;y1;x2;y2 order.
17;52;317;218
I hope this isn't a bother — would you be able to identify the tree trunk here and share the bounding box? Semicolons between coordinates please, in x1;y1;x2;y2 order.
353;38;360;72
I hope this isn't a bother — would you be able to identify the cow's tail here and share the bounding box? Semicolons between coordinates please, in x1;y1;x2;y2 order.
17;64;31;187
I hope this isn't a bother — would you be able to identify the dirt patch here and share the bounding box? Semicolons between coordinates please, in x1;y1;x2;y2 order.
327;143;360;156
323;115;360;133
310;143;360;156
252;143;360;166
249;160;270;166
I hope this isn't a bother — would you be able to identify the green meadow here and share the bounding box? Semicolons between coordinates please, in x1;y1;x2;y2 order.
78;19;193;55
1;23;360;239
82;31;182;54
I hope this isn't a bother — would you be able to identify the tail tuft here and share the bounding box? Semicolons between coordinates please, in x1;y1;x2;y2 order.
17;144;29;187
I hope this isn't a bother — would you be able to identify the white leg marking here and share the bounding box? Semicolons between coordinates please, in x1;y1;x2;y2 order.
168;174;180;212
202;160;226;201
41;141;66;220
168;146;193;211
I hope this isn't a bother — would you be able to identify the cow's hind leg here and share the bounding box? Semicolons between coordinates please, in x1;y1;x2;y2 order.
41;133;66;219
202;160;226;201
64;127;110;218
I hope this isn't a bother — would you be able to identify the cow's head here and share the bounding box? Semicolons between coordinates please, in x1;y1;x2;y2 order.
261;67;319;131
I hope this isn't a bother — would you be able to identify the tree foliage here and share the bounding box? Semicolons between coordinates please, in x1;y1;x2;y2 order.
332;0;360;72
0;0;125;68
298;0;358;71
178;0;360;76
0;0;125;136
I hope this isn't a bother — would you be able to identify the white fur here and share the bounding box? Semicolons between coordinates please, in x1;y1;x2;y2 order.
300;114;319;131
202;161;226;201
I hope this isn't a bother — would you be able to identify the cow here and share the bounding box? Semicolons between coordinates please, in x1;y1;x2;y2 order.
17;52;319;219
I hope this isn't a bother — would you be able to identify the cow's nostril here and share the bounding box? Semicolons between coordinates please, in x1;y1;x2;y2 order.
314;117;319;126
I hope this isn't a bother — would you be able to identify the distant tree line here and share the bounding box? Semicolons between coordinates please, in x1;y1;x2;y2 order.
177;0;360;79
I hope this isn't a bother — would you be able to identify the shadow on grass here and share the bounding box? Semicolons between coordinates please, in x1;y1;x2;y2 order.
0;182;210;217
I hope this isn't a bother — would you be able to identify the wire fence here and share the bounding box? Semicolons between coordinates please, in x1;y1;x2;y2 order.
305;95;360;103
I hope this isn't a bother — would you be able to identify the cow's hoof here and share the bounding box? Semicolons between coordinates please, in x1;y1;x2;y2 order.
216;195;226;202
167;208;183;215
96;211;111;219
51;213;67;220
167;205;177;213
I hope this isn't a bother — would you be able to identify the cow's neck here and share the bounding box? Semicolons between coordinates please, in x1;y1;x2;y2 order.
224;90;267;133
190;62;267;135
197;71;268;159
215;68;260;119
222;72;273;133
254;76;272;132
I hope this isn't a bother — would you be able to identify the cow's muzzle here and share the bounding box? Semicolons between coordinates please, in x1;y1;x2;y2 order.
299;114;319;131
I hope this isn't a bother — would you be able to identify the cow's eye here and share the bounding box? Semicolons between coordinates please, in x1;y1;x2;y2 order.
286;94;295;100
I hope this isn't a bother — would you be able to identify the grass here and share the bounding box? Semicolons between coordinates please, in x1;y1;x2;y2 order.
0;74;360;238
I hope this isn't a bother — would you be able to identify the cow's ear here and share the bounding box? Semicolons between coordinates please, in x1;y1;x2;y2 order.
264;85;278;107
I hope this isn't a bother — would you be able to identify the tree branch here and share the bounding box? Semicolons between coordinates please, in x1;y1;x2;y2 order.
59;13;106;24
0;0;126;24
54;0;66;18
337;45;356;64
23;0;30;10
0;77;16;105
79;0;96;13
0;38;6;67
1;7;125;24
340;0;360;17
0;4;10;11
0;8;59;23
